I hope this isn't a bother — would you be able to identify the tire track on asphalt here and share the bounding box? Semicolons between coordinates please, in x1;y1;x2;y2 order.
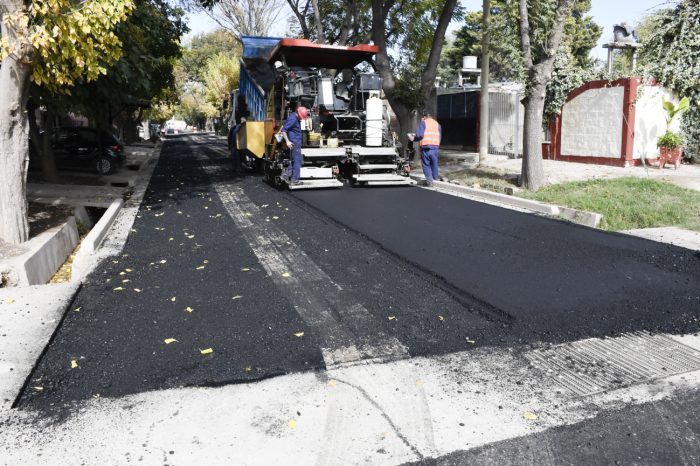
206;162;408;367
196;146;437;460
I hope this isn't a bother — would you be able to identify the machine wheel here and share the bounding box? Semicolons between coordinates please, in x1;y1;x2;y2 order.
95;156;114;175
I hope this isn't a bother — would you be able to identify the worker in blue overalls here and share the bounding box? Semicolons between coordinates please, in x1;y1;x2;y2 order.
413;110;442;187
278;106;308;186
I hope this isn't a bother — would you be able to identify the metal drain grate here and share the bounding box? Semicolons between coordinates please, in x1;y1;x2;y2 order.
526;332;700;396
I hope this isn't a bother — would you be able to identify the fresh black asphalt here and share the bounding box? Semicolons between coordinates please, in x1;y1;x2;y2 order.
409;387;700;465
18;135;700;409
294;185;700;343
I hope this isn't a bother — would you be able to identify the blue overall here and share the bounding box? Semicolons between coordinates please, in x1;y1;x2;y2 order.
281;113;302;181
414;119;441;182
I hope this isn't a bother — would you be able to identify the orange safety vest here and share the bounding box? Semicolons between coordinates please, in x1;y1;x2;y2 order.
420;118;441;147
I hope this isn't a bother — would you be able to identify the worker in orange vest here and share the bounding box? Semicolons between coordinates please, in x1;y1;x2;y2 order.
413;110;442;187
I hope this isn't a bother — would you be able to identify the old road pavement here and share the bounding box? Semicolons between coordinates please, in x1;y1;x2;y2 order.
3;134;700;464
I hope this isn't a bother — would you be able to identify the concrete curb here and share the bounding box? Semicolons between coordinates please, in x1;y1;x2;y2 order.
410;174;602;228
1;217;79;286
71;143;162;282
80;198;124;254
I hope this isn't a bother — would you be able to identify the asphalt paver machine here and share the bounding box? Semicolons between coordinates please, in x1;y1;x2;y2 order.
231;36;415;190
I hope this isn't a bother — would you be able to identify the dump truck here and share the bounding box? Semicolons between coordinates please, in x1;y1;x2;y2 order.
230;36;415;190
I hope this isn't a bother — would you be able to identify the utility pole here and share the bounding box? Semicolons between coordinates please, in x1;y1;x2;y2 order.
479;0;490;165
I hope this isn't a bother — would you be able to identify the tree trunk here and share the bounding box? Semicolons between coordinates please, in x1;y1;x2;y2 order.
310;0;325;44
0;55;32;244
521;88;547;191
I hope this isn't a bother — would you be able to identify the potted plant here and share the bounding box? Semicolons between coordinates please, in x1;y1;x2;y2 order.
657;96;689;169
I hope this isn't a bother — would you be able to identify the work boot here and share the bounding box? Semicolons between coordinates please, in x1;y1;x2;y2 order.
425;179;434;187
291;179;304;186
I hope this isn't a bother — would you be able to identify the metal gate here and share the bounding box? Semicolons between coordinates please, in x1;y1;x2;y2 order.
488;91;524;158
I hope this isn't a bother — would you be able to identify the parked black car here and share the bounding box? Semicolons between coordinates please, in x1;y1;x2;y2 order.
49;127;125;175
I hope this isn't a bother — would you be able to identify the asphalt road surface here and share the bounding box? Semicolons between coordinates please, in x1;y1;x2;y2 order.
18;135;700;414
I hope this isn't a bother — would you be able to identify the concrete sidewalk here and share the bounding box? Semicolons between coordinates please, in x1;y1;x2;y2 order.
439;151;700;192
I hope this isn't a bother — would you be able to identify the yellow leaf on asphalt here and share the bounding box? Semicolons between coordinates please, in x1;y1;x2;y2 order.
388;316;396;321
185;306;194;313
125;268;133;272
164;338;177;344
200;348;213;355
159;260;167;264
196;266;205;270
122;279;131;283
282;272;291;278
245;213;252;217
171;297;177;302
438;315;444;321
119;272;126;276
134;288;142;293
73;307;81;312
465;338;476;344
113;287;124;291
416;379;425;386
294;332;305;337
6;297;15;304
327;379;337;387
33;386;44;391
523;411;538;421
272;216;279;220
169;238;174;241
232;295;243;300
287;419;297;429
241;268;250;272
203;260;209;264
71;360;78;369
244;366;252;372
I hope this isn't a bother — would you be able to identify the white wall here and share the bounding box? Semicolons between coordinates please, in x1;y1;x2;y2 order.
633;86;679;160
560;86;625;158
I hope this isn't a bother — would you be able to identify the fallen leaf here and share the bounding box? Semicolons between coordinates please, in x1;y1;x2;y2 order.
164;338;177;344
93;394;100;399
294;332;305;337
122;279;131;283
245;213;252;217
200;348;213;355
169;238;174;241
523;411;538;421
327;379;337;387
170;297;177;302
113;287;124;291
272;216;279;220
177;211;183;214
203;260;209;264
232;295;243;300
6;297;15;304
196;266;206;270
465;338;476;344
134;288;142;293
119;272;126;276
415;379;425;386
159;259;167;264
388;316;396;321
33;386;44;391
125;268;133;272
282;272;291;278
71;360;78;369
438;315;444;321
73;307;81;312
185;306;194;313
287;419;297;429
241;268;250;272
244;366;252;372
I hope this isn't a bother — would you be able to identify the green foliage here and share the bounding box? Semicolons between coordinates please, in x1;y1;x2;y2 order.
204;52;240;108
662;96;689;130
445;0;600;83
640;0;700;161
657;131;684;150
1;0;134;93
181;29;240;82
520;177;700;232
